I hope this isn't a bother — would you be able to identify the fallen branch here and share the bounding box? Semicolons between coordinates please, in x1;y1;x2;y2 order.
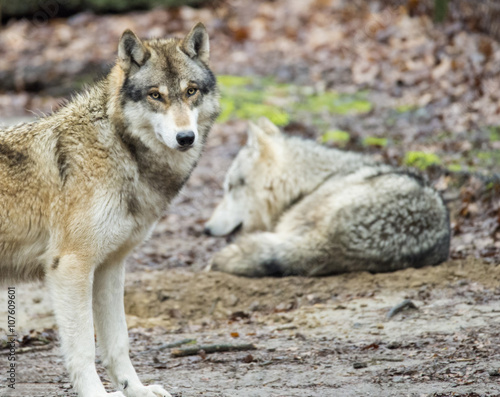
155;339;196;351
171;343;256;358
139;338;196;355
0;344;54;355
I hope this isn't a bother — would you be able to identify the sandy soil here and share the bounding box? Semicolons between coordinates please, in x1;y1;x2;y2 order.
1;259;500;396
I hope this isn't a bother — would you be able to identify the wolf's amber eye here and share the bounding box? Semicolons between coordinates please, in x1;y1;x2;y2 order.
187;88;198;97
149;92;161;100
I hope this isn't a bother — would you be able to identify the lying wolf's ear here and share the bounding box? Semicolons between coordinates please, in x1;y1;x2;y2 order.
257;117;281;137
247;121;272;151
118;29;150;73
181;22;210;64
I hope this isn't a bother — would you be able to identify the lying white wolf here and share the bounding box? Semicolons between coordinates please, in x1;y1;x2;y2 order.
205;118;450;277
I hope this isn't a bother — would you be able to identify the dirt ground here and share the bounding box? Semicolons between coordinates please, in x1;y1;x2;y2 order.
1;259;499;396
0;119;499;397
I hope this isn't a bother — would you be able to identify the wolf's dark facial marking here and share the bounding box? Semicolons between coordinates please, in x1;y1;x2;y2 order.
199;70;217;95
121;77;144;103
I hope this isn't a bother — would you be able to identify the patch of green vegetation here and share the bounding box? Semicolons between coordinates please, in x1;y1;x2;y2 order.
218;98;236;123
297;92;372;115
395;104;418;113
235;103;290;126
488;126;500;142
363;136;388;147
404;151;441;170
471;150;500;171
322;130;350;144
216;74;373;124
217;75;253;88
477;151;493;161
447;163;462;172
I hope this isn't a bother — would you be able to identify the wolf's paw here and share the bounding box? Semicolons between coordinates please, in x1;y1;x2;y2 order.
95;392;126;397
124;385;172;397
210;244;254;276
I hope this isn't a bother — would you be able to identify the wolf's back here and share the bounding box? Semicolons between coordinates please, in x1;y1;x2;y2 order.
322;168;450;274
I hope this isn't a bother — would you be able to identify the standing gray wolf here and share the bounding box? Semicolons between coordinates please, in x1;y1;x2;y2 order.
0;23;219;397
205;118;450;277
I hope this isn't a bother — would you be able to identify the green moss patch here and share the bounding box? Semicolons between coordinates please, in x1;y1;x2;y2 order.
216;75;373;125
363;136;388;147
404;151;441;170
322;130;350;144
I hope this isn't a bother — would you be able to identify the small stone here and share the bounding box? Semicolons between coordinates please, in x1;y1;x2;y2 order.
353;362;368;369
242;354;254;363
387;341;401;349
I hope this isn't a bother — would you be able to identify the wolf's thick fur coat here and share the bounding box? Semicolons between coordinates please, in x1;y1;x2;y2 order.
0;24;219;397
206;118;450;277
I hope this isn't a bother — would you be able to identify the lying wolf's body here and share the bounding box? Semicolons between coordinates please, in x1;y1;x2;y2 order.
205;118;450;277
0;24;219;397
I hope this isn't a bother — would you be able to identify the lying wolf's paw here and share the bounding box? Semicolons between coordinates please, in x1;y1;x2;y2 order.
124;385;172;397
96;392;126;397
211;244;252;276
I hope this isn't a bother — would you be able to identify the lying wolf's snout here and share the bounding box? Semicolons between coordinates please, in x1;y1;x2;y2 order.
176;131;195;147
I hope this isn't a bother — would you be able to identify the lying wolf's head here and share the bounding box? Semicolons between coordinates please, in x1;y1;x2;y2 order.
113;23;220;151
205;118;286;236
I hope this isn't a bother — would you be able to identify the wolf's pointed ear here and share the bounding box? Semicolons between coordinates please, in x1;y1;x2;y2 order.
257;117;281;137
247;121;262;150
118;29;150;73
181;22;210;64
247;121;274;152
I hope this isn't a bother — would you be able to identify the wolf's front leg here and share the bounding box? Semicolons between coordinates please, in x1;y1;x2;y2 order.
93;257;171;397
210;232;332;277
46;254;124;397
210;232;293;277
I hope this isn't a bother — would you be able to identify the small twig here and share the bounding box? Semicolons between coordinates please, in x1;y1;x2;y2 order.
372;356;405;362
387;299;418;319
263;378;280;386
172;343;256;358
139;338;196;355
353;356;405;369
155;339;196;351
0;344;54;355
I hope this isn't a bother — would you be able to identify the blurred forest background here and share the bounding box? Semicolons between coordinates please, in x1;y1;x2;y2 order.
0;0;499;265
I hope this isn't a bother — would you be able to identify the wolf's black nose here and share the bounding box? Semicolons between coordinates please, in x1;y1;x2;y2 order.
176;131;195;147
203;226;212;236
